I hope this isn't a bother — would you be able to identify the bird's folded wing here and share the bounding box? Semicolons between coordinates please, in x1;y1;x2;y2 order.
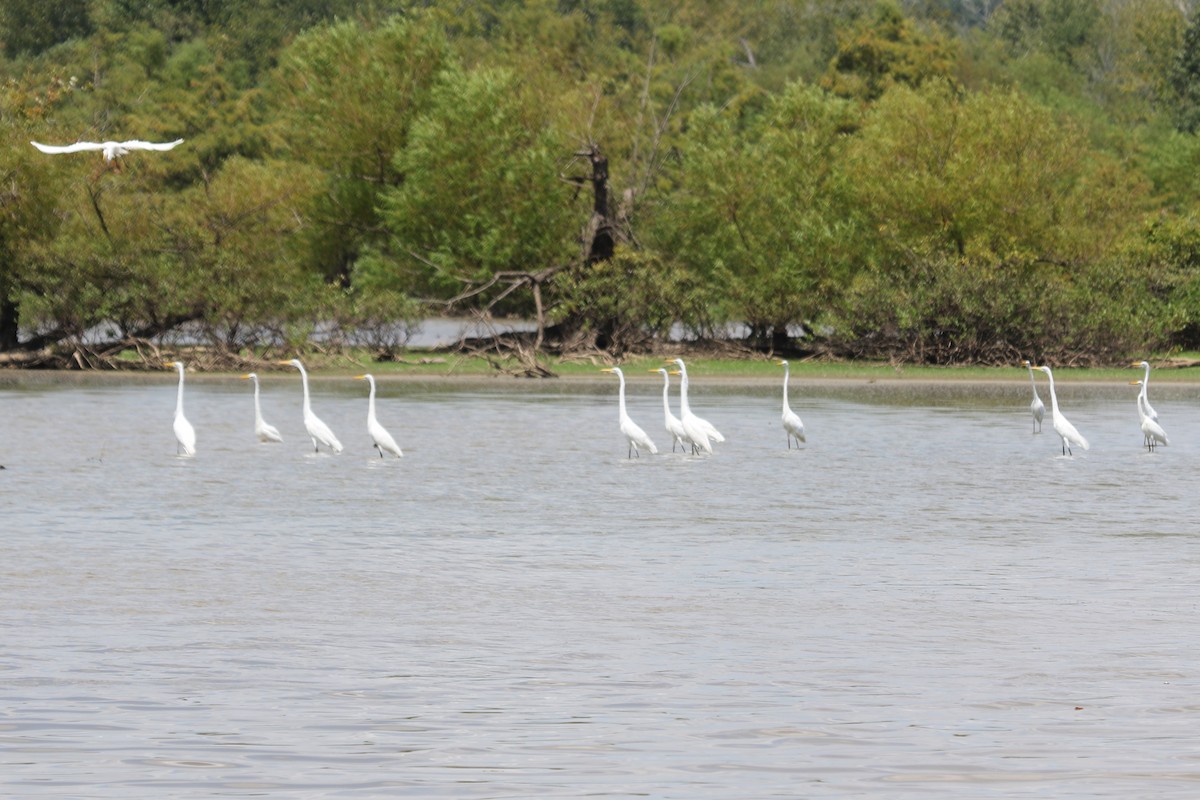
31;141;104;154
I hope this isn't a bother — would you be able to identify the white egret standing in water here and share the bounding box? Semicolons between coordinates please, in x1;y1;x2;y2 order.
777;360;806;449
353;374;403;458
1022;360;1044;433
277;359;343;453
668;358;724;454
1033;365;1089;456
601;367;657;458
1130;361;1159;422
165;360;196;457
239;373;283;443
650;368;687;453
1130;380;1168;450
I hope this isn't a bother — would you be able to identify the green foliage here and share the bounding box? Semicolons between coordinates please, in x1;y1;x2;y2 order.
4;0;1200;365
822;1;960;101
375;65;585;310
552;247;709;355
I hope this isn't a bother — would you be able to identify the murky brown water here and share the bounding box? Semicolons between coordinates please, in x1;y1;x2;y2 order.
3;372;1200;797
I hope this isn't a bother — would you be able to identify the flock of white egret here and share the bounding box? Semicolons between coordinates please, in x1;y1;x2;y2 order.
607;358;1173;460
160;354;1176;460
165;358;403;459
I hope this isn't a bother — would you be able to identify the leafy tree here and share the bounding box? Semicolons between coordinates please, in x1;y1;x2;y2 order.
822;0;960;101
373;65;586;314
269;16;454;286
649;82;863;349
840;80;1150;361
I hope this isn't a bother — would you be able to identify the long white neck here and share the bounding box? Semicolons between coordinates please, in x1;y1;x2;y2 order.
1142;362;1151;388
296;363;312;414
660;372;671;415
174;364;185;416
616;371;627;417
252;376;265;421
782;363;790;412
677;363;692;415
1044;369;1060;414
1026;366;1039;397
366;376;377;421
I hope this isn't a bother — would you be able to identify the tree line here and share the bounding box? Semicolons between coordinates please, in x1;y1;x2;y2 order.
3;0;1200;367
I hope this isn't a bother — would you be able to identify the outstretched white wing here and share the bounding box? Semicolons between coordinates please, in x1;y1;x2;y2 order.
31;140;105;154
121;139;184;152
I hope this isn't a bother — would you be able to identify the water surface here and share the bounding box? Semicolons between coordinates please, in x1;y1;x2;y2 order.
3;374;1200;797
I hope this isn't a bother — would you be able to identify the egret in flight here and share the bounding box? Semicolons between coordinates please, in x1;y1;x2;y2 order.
1130;380;1168;450
1130;361;1159;421
601;367;657;458
277;359;343;453
667;358;724;454
1033;365;1089;456
31;138;184;161
650;368;688;453
165;361;196;457
239;373;283;443
777;360;806;449
353;374;403;458
1022;360;1044;433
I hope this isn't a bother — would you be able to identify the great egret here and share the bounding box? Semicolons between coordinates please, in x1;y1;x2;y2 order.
1022;359;1044;433
650;368;688;452
601;367;657;458
667;358;724;454
1033;365;1089;456
165;361;196;457
353;374;403;458
31;138;184;161
777;360;806;449
1130;380;1168;450
1130;361;1159;422
239;373;283;443
277;359;343;453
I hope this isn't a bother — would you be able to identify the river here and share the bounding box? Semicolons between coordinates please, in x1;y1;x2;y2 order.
2;372;1200;797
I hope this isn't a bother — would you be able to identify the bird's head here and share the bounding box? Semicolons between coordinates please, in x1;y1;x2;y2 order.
1130;360;1149;368
1130;380;1143;387
648;368;667;375
776;359;789;367
601;367;622;376
277;359;301;368
239;373;256;380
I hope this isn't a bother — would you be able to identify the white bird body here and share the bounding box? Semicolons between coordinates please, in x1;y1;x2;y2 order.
670;358;724;454
279;359;343;453
1131;380;1168;450
31;138;184;161
166;361;196;457
777;360;806;448
354;374;403;458
241;373;283;443
602;367;657;458
1023;360;1044;433
1131;361;1158;422
652;368;688;452
1034;365;1088;455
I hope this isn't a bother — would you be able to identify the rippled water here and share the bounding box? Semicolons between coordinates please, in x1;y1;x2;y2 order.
4;372;1200;798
